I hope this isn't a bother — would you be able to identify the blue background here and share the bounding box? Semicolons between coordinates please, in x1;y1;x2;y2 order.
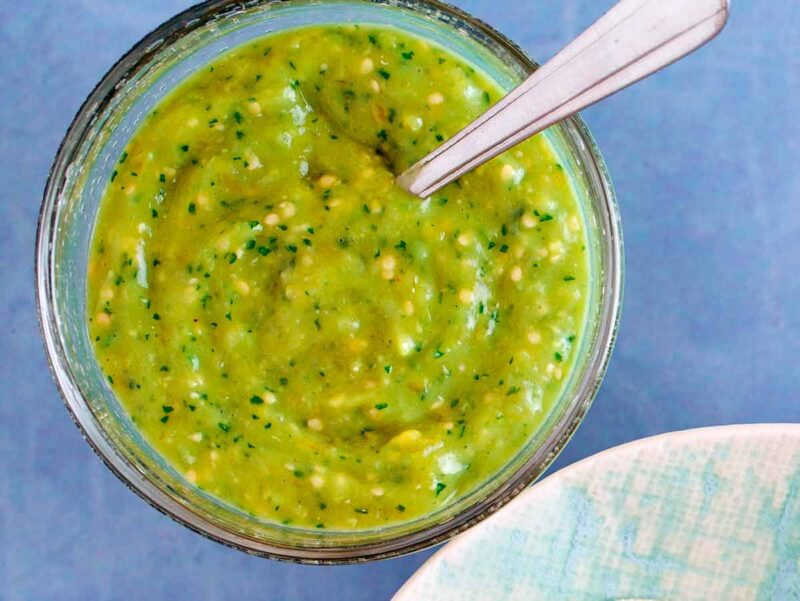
1;1;798;599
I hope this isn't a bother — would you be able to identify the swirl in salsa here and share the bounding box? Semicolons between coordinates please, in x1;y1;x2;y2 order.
88;25;591;529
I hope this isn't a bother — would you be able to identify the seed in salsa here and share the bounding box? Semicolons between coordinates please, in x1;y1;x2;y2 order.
87;24;591;530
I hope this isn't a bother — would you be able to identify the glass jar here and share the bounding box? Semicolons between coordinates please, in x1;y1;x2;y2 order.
36;0;623;563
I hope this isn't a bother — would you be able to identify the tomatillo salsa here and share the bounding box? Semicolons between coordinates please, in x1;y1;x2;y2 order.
87;25;590;529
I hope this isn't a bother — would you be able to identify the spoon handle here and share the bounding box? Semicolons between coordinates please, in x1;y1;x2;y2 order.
396;0;729;198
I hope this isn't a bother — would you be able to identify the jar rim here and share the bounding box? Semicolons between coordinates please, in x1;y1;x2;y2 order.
35;0;623;563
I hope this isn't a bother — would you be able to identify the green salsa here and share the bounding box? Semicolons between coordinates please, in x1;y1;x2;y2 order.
88;25;590;530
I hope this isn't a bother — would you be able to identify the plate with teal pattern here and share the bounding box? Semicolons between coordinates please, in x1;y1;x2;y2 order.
395;425;800;600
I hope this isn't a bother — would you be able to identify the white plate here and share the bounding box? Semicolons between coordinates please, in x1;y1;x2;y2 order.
395;425;800;600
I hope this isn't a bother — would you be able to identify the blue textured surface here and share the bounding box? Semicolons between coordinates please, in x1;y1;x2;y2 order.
1;1;798;600
395;426;800;600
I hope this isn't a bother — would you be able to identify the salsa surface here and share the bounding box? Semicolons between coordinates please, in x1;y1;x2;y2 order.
88;25;590;529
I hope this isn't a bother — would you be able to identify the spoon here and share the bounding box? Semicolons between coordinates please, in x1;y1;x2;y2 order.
396;0;730;198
